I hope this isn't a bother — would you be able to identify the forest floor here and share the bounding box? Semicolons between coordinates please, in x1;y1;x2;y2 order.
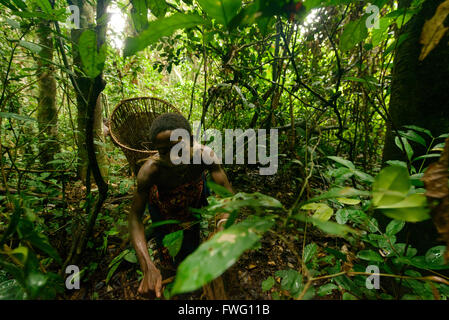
54;163;342;300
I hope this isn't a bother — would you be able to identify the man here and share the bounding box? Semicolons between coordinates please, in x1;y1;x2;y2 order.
128;113;233;297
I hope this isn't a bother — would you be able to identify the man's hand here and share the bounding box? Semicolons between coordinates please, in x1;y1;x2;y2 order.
138;263;162;298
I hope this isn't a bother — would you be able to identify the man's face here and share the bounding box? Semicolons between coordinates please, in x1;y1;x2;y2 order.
154;130;184;163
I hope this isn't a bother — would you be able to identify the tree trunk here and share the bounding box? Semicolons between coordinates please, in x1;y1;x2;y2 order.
382;0;449;163
71;0;108;182
37;19;59;168
381;0;449;254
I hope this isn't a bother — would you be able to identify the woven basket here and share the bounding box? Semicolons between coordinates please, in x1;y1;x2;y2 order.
109;97;180;175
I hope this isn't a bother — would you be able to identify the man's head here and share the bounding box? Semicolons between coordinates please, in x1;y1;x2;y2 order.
149;113;192;161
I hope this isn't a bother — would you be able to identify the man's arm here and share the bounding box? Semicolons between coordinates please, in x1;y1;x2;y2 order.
128;161;162;297
202;146;234;230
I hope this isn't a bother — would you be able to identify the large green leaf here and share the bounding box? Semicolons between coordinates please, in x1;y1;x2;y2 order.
124;13;207;57
131;0;149;33
172;216;273;294
376;194;430;222
340;17;368;52
197;0;242;27
79;30;106;78
147;0;167;18
372;165;411;207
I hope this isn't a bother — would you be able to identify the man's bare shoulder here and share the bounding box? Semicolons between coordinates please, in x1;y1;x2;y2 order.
136;158;158;191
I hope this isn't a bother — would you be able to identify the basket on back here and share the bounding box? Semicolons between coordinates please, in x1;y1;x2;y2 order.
109;97;180;175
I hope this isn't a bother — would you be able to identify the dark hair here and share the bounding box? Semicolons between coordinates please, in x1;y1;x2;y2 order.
149;112;192;143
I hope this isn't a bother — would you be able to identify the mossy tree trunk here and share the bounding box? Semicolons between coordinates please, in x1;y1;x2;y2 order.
70;0;108;182
37;19;59;168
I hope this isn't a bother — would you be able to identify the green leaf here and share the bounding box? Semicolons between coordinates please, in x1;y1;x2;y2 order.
385;160;407;168
26;272;47;299
357;249;383;262
0;112;36;122
124;13;207;57
35;0;52;14
124;250;138;263
197;0;242;28
425;246;447;266
293;213;358;237
353;169;374;183
22;233;62;264
301;203;333;221
339;17;368;51
162;230;184;258
372;165;411;207
303;243;318;264
172;216;273;294
371;17;392;47
336;198;361;205
261;276;275;291
386;220;405;236
395;136;414;161
377;193;430;222
79;30;106;78
131;0;149;32
6;18;20;29
0;279;26;300
108;249;129;268
106;261;122;284
312;204;334;222
402;125;433;138
304;187;369;204
317;283;338;296
327;156;355;169
18;40;42;54
147;0;167;18
412;154;441;162
342;292;358;300
275;269;304;296
336;209;349;224
399;130;427;147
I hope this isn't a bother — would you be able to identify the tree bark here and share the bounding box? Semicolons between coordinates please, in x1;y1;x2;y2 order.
70;0;108;182
382;0;449;163
37;19;59;168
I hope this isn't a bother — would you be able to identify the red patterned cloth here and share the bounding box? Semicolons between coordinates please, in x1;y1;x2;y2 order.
148;174;204;224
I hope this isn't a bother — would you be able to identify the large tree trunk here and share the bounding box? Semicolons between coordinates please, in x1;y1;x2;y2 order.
382;0;449;163
37;19;59;168
71;0;108;182
381;0;449;254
